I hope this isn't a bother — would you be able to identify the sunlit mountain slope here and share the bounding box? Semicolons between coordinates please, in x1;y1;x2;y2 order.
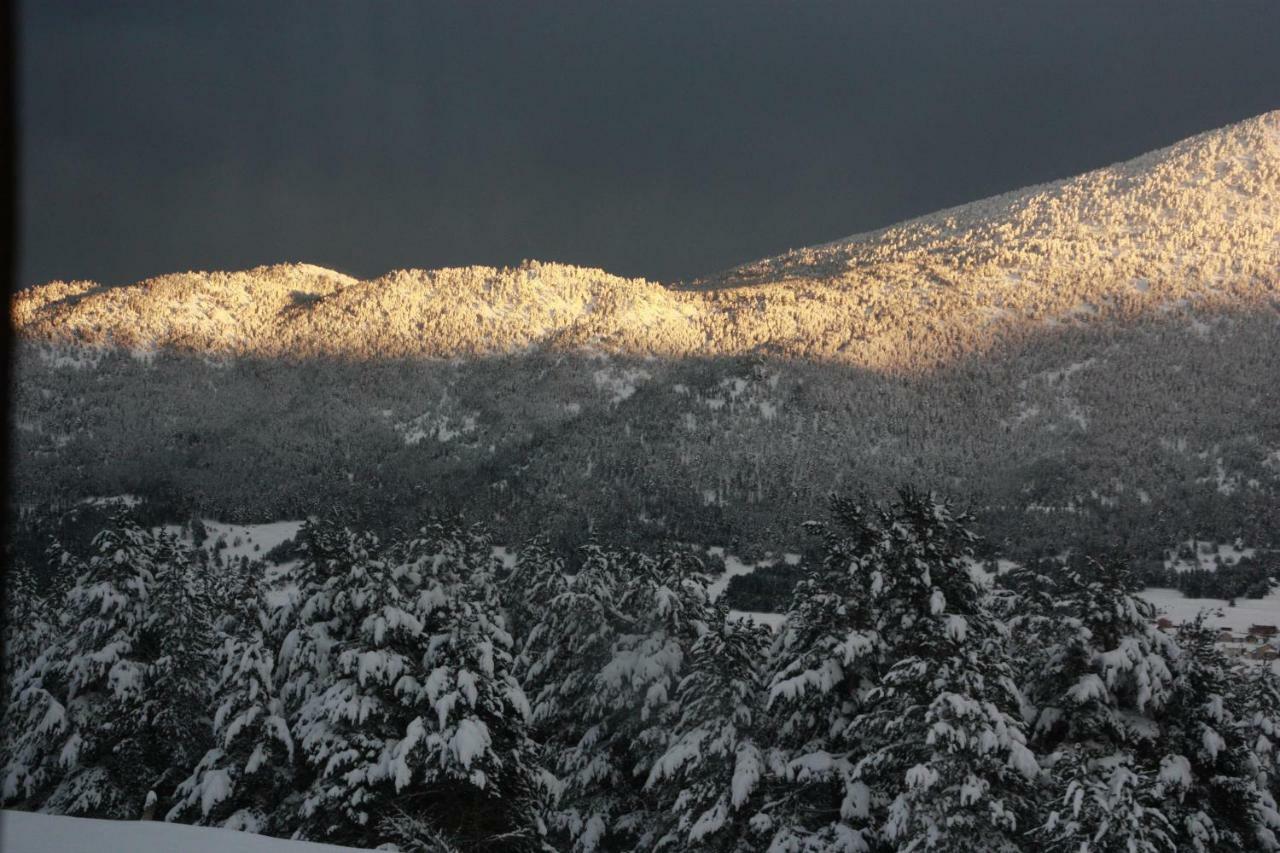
15;111;1278;369
10;111;1280;559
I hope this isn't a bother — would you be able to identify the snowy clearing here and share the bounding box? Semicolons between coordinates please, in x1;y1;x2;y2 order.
1139;587;1280;633
706;553;765;601
156;520;304;562
705;550;800;602
1163;539;1257;572
728;610;787;629
0;811;366;853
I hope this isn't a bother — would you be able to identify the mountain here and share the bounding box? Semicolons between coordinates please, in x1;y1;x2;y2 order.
11;111;1280;560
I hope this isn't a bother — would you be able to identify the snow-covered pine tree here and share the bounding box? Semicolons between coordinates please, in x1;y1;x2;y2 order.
843;489;1038;852
140;531;217;813
274;518;361;724
204;540;264;640
292;520;545;850
1;551;67;808
166;629;297;834
762;495;898;851
538;545;714;852
164;518;300;833
1235;662;1280;848
2;513;159;817
1037;752;1174;853
1008;554;1175;755
1;559;59;707
645;611;773;851
517;538;613;739
1014;555;1178;851
501;536;567;644
513;538;619;849
1156;614;1277;850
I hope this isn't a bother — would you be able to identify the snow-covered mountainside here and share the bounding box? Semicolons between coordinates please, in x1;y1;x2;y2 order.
14;111;1279;366
0;810;367;853
9;111;1280;559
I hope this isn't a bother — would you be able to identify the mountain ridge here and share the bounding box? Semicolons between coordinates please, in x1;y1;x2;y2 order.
14;110;1279;372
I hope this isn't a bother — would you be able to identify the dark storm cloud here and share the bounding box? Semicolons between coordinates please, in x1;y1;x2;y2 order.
18;1;1280;288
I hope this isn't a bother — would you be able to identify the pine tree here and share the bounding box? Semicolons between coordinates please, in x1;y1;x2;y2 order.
1;559;58;705
1;555;66;808
761;496;895;851
167;630;296;833
645;612;773;851
1038;752;1174;853
1014;555;1178;851
843;489;1038;852
141;532;217;811
1235;663;1280;849
2;513;159;816
290;520;545;850
274;518;359;723
1156;615;1275;850
518;539;615;740
501;536;567;643
533;546;713;852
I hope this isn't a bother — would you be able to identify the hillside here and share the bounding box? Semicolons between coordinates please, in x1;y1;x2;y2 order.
10;110;1280;558
15;111;1279;367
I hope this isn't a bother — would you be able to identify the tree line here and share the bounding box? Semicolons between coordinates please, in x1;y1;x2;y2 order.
5;491;1280;851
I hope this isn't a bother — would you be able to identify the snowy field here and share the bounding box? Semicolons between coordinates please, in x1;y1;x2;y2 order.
722;588;1280;635
1139;587;1280;633
156;519;305;562
713;555;1280;635
0;811;365;853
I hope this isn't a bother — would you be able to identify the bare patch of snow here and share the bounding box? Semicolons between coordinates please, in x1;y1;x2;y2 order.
0;810;366;853
157;519;305;563
592;365;651;404
728;610;786;630
397;412;478;446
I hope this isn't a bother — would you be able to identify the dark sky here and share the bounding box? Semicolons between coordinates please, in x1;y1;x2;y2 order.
18;1;1280;288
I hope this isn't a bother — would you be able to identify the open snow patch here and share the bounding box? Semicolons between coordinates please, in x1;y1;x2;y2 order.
0;810;367;853
396;412;478;445
592;365;651;404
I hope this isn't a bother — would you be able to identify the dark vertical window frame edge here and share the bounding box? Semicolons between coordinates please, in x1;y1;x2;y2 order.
2;0;18;653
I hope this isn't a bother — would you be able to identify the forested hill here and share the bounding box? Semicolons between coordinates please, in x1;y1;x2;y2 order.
9;110;1280;560
14;110;1279;367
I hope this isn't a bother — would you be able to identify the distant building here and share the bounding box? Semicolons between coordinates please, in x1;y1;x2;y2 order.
1250;645;1279;662
1249;624;1278;639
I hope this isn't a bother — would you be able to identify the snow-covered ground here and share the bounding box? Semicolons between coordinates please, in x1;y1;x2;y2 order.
1139;587;1280;633
705;549;762;601
722;589;1280;636
80;494;143;508
155;520;305;562
712;552;1280;636
1163;539;1257;572
704;548;800;596
728;610;787;629
0;811;366;853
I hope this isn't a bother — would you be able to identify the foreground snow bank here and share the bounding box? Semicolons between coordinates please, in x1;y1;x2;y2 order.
0;811;367;853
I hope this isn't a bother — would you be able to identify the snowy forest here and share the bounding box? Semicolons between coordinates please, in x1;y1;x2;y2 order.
5;490;1280;852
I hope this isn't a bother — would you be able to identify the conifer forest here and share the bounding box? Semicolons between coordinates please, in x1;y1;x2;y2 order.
7;491;1280;851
